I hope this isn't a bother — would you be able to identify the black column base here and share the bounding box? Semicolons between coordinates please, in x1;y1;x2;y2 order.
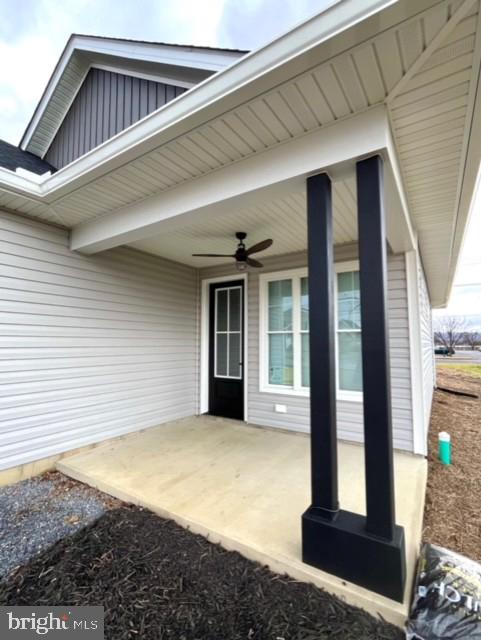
302;506;406;602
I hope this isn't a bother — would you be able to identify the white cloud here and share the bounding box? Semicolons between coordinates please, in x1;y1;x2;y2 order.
0;34;59;143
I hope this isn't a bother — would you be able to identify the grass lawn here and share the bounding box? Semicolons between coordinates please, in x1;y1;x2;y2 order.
437;363;481;379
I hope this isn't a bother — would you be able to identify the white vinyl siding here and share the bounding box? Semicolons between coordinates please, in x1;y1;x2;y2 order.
419;261;435;428
200;249;414;452
0;209;197;471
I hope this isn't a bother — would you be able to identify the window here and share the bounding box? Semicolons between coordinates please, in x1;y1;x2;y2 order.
259;263;362;400
336;264;363;397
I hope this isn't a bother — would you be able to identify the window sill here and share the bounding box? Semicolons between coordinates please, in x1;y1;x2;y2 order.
259;386;363;403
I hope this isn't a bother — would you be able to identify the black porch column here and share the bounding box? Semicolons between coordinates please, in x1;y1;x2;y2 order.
357;155;395;540
306;173;338;516
302;159;406;603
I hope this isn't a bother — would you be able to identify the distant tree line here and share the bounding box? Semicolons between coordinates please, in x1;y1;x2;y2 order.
434;316;480;351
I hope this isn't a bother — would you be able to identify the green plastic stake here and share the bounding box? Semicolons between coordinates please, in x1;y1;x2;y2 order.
438;431;451;465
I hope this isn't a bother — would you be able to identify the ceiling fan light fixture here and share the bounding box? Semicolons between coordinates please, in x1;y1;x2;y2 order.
236;261;248;272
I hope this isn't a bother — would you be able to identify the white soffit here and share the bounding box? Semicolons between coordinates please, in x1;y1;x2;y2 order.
387;0;481;305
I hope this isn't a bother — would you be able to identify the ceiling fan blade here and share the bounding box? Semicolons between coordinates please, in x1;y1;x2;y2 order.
245;238;273;255
246;257;263;268
192;253;235;257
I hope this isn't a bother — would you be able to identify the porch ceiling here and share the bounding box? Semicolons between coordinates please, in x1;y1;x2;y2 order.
130;178;357;267
0;0;480;306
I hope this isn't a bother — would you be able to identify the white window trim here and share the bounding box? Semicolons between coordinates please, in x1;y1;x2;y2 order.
259;262;363;403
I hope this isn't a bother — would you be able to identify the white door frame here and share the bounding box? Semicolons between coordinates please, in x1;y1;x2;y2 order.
200;273;248;420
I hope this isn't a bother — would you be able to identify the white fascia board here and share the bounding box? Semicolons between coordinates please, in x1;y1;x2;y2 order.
34;0;398;201
0;168;42;198
20;36;83;152
74;37;245;72
443;10;481;308
71;106;390;254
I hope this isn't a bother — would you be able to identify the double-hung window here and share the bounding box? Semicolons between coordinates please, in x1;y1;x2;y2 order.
259;262;362;401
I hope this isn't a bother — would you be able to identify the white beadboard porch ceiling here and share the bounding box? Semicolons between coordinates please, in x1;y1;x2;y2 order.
131;179;358;267
1;0;480;306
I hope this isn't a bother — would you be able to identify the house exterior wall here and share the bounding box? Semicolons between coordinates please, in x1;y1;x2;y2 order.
200;248;414;452
45;67;186;169
418;260;435;429
0;209;198;471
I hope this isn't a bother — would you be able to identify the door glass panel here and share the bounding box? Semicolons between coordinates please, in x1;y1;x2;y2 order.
228;333;241;378
216;289;228;331
337;271;361;330
216;333;228;377
214;285;242;379
338;331;363;391
268;280;292;331
268;333;293;386
229;288;241;332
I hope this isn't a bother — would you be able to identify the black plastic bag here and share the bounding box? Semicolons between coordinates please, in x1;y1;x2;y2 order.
406;543;481;639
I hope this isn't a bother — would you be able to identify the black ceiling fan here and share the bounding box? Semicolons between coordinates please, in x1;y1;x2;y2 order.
192;232;273;271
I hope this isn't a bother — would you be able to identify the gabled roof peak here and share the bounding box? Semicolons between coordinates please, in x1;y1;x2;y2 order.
20;33;248;157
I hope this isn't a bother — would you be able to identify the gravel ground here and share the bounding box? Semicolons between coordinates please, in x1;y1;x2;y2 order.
0;471;120;580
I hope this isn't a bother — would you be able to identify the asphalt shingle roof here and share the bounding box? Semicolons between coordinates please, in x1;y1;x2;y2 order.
0;139;56;175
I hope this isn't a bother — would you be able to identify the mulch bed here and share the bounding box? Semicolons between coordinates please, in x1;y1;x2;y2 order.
423;367;481;561
0;505;402;640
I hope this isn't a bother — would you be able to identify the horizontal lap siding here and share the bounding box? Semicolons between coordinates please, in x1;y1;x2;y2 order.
200;250;414;451
418;261;435;428
0;210;197;470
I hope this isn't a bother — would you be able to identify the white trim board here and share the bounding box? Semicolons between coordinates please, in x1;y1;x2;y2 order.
405;249;427;456
200;274;248;421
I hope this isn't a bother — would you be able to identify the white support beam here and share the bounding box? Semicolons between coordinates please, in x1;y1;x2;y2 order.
384;119;416;253
71;106;394;254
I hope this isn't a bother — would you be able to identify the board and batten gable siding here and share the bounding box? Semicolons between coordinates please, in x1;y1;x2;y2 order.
0;209;197;471
45;68;186;169
418;260;435;429
200;249;414;451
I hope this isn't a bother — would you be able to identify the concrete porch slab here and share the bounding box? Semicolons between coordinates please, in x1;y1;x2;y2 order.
57;416;427;626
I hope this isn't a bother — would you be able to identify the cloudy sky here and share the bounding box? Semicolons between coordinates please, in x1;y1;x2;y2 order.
0;0;479;321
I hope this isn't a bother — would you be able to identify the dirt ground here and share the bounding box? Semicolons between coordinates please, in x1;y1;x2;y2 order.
423;365;481;561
